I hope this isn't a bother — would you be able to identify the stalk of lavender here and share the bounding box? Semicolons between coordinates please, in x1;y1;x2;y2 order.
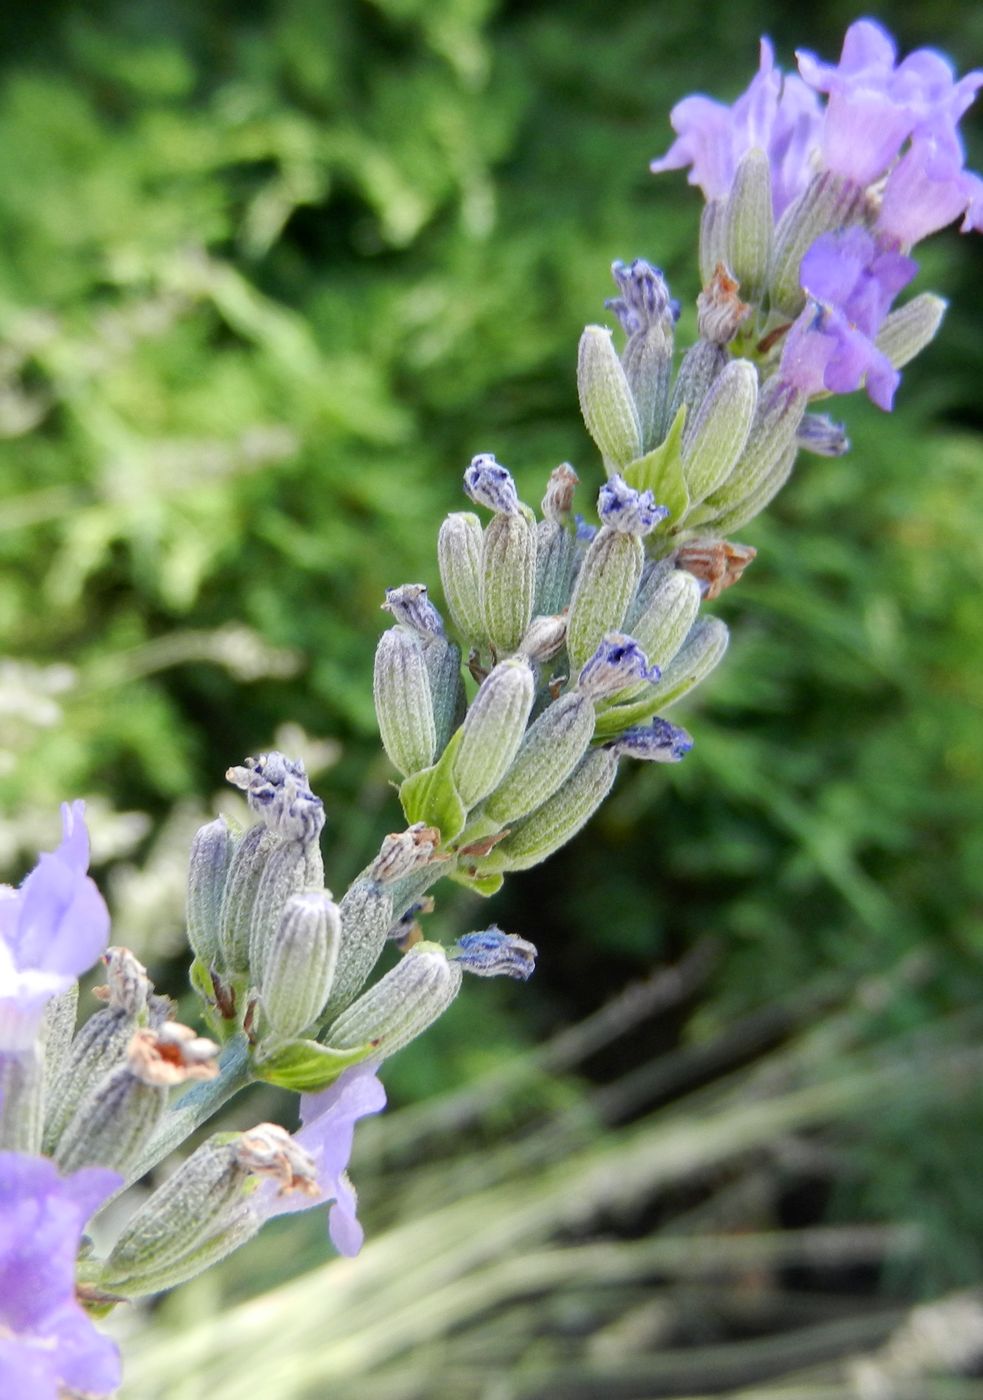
0;18;980;1397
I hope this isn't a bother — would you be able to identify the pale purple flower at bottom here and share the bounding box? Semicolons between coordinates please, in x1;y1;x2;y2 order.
256;1061;386;1257
0;1152;122;1400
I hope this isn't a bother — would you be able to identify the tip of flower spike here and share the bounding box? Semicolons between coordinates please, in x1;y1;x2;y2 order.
226;751;325;843
578;633;660;699
605;718;694;763
597;475;668;536
452;926;538;980
606;259;680;334
464;454;520;514
381;583;444;637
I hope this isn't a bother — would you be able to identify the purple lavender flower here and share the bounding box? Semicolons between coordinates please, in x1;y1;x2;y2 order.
0;804;110;1052
797;19;983;191
605;718;694;763
382;583;445;637
650;38;823;218
605;260;680;334
779;227;916;410
0;1152;122;1399
878;130;983;245
597;476;668;536
464;454;520;515
577;633;660;700
256;1061;386;1257
452;926;538;980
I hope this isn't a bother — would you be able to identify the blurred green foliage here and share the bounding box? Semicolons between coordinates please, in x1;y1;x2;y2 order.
1;0;983;1334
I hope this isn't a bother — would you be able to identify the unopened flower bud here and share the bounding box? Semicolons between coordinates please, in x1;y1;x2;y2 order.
324;942;463;1060
541;463;578;522
707;440;797;535
218;813;325;981
577;633;659;700
438;512;485;643
479;508;537;655
482;690;595;825
597;475;666;536
577;325;643;469
260;893;341;1039
534;519;577;618
654;616;730;709
186;816;234;967
681;358;758;505
517;613;568;666
724;148;773;302
479;748;619;872
226;752;325;844
698;199;729;286
322;879;395;1021
625;565;702;672
373;627;437;778
464;454;520;514
452;658;535;807
697;376;806;527
605;717;693;762
697;264;752;345
566;525;644;671
797;414;850;457
606;259;678;450
382;583;444;637
675;540;757;601
875;292;947;370
769;171;868;317
422;634;465;756
451;927;538;980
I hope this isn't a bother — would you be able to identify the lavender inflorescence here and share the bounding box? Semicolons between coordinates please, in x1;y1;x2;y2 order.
0;18;980;1396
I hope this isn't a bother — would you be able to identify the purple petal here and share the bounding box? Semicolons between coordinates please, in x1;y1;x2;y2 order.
879;132;981;245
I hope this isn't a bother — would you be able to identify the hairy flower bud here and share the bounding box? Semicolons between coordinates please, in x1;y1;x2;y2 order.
605;717;693;762
451;658;535;807
322;879;395;1021
698;199;729;286
534;519;577;618
451;927;538;980
186;816;234;968
373;627;437;778
478;749;620;872
625;565;702;672
517;612;568;666
226;752;325;844
438;512;485;643
260;893;341;1039
696;377;806;528
577;325;643;469
381;583;444;637
577;633;659;700
597;475;666;536
324;942;463;1060
681;359;759;505
464;453;520;514
566;526;644;671
875;292;947;370
769;171;868;317
606;259;677;450
422;634;465;756
481;690;596;826
479;508;537;655
724;148;774;302
654;616;730;709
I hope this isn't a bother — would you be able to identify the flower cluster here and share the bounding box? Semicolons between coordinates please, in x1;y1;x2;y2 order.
652;19;981;410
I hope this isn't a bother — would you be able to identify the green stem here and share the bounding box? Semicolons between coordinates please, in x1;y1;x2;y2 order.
0;1046;44;1153
124;1033;253;1185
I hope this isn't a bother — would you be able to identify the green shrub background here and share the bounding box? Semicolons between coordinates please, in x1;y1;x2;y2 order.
1;1;982;1390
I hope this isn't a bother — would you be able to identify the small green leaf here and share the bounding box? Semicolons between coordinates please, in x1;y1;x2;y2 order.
449;868;504;897
624;404;689;526
399;727;468;841
253;1037;378;1092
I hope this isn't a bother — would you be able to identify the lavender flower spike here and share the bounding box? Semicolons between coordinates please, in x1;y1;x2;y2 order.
597;475;668;536
255;1061;386;1257
382;583;445;637
452;927;538;981
651;38;823;218
0;1152;122;1399
0;802;110;1052
464;453;520;515
605;718;694;763
578;633;661;700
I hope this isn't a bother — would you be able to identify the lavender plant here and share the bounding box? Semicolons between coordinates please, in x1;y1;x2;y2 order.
0;18;980;1397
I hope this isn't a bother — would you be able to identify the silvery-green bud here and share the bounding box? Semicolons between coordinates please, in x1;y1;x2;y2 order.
566;527;644;671
324;942;463;1060
322;879;395;1020
769;172;868;317
706;442;797;535
534;520;577;618
876;292;947;370
606;260;677;451
438;512;485;643
623;567;702;687
422;634;464;755
698;200;729;286
541;463;578;522
482;690;596;825
452;658;535;807
654;616;729;709
479;749;619;872
669;339;727;426
260;892;341;1039
186;816;234;967
55;1024;218;1175
480;510;537;655
231;829;324;984
696;376;806;526
577;325;643;469
517;612;568;666
682;359;758;506
40;983;78;1102
724;148;773;303
373;626;437;778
